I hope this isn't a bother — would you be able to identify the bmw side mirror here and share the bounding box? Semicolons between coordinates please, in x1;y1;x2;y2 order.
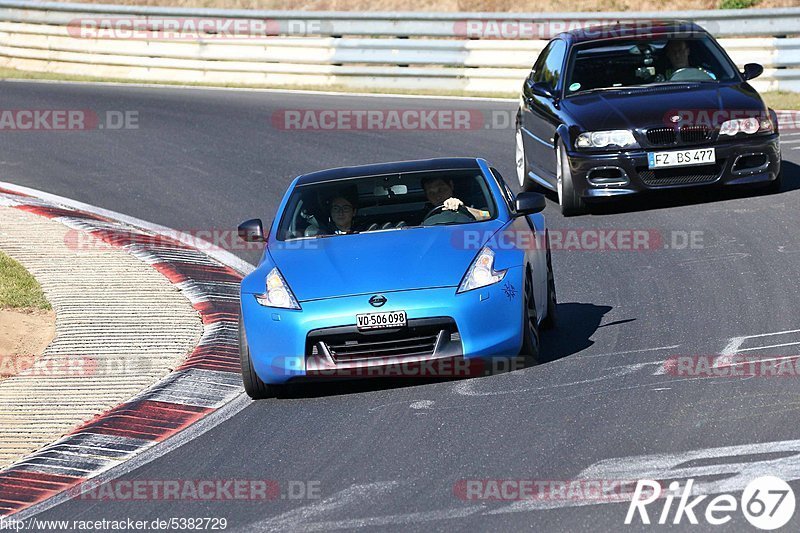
742;63;763;81
530;82;555;99
515;192;547;215
238;218;266;242
525;77;554;99
525;76;534;90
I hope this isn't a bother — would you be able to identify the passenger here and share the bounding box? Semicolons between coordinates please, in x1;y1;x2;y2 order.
420;176;490;221
303;190;360;236
327;193;359;234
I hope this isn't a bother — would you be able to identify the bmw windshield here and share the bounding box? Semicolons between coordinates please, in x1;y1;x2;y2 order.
565;36;739;95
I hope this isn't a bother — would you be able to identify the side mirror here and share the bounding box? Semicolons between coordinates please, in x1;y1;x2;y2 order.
743;63;763;81
526;79;555;99
238;218;266;242
515;192;547;215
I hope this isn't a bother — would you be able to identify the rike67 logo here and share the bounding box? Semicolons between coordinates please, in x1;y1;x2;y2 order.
626;476;795;530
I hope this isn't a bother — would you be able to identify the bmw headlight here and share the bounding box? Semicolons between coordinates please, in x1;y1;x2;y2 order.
457;247;507;293
719;117;773;136
576;130;639;149
255;267;301;309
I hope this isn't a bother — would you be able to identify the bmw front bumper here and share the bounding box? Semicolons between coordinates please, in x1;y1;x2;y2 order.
566;134;781;200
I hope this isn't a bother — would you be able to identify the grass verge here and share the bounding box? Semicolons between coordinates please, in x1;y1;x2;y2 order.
0;251;51;311
762;91;800;111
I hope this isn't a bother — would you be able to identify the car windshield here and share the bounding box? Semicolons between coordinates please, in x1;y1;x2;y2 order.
277;169;497;241
566;36;739;95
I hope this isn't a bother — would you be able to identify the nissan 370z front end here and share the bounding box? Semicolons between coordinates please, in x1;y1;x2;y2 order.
237;158;555;398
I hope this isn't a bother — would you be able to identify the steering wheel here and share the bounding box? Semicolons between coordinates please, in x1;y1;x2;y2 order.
422;204;476;225
668;67;714;82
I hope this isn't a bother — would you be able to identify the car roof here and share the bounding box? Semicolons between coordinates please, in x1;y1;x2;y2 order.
295;158;483;186
559;20;709;44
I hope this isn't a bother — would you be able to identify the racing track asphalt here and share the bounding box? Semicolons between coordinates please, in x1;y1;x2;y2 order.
3;81;800;531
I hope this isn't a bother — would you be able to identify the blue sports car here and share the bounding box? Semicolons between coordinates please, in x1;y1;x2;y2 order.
237;158;557;398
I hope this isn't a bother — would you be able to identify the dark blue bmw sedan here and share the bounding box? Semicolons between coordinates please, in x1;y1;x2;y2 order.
516;20;781;215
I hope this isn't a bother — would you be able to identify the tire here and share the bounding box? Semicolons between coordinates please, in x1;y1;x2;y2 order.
764;168;782;194
519;273;541;365
239;318;274;399
556;140;586;216
516;117;544;193
540;243;558;330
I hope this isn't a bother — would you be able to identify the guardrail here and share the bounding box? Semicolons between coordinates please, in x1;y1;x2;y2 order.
0;1;797;94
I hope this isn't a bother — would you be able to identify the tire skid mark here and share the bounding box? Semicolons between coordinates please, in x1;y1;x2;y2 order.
258;438;800;529
453;360;664;398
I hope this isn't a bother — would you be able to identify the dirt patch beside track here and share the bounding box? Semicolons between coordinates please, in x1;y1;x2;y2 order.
0;308;55;381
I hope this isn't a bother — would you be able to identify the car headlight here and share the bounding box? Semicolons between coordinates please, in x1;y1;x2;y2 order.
576;130;639;149
255;267;300;309
719;117;774;136
457;247;507;294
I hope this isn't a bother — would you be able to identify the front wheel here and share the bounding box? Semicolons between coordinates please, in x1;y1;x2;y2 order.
239;319;276;399
556;140;586;216
540;243;557;330
515;119;527;188
764;168;782;194
519;273;541;365
516;118;543;193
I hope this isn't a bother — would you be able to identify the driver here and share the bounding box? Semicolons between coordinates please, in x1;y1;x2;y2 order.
663;40;690;79
421;176;490;221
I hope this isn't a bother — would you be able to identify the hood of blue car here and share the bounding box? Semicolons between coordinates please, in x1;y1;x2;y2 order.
268;221;505;301
561;82;767;131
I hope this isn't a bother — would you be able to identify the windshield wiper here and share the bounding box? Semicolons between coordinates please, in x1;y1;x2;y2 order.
572;81;702;96
571;86;625;96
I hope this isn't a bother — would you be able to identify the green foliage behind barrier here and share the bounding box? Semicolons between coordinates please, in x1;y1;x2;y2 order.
719;0;758;10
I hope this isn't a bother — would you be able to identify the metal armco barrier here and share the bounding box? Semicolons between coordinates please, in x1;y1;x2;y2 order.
0;1;797;93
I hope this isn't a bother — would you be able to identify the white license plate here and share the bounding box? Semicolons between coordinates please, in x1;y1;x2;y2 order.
647;148;716;169
356;310;407;330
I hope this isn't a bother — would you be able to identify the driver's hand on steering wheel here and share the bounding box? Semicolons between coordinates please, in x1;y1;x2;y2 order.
443;197;464;211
